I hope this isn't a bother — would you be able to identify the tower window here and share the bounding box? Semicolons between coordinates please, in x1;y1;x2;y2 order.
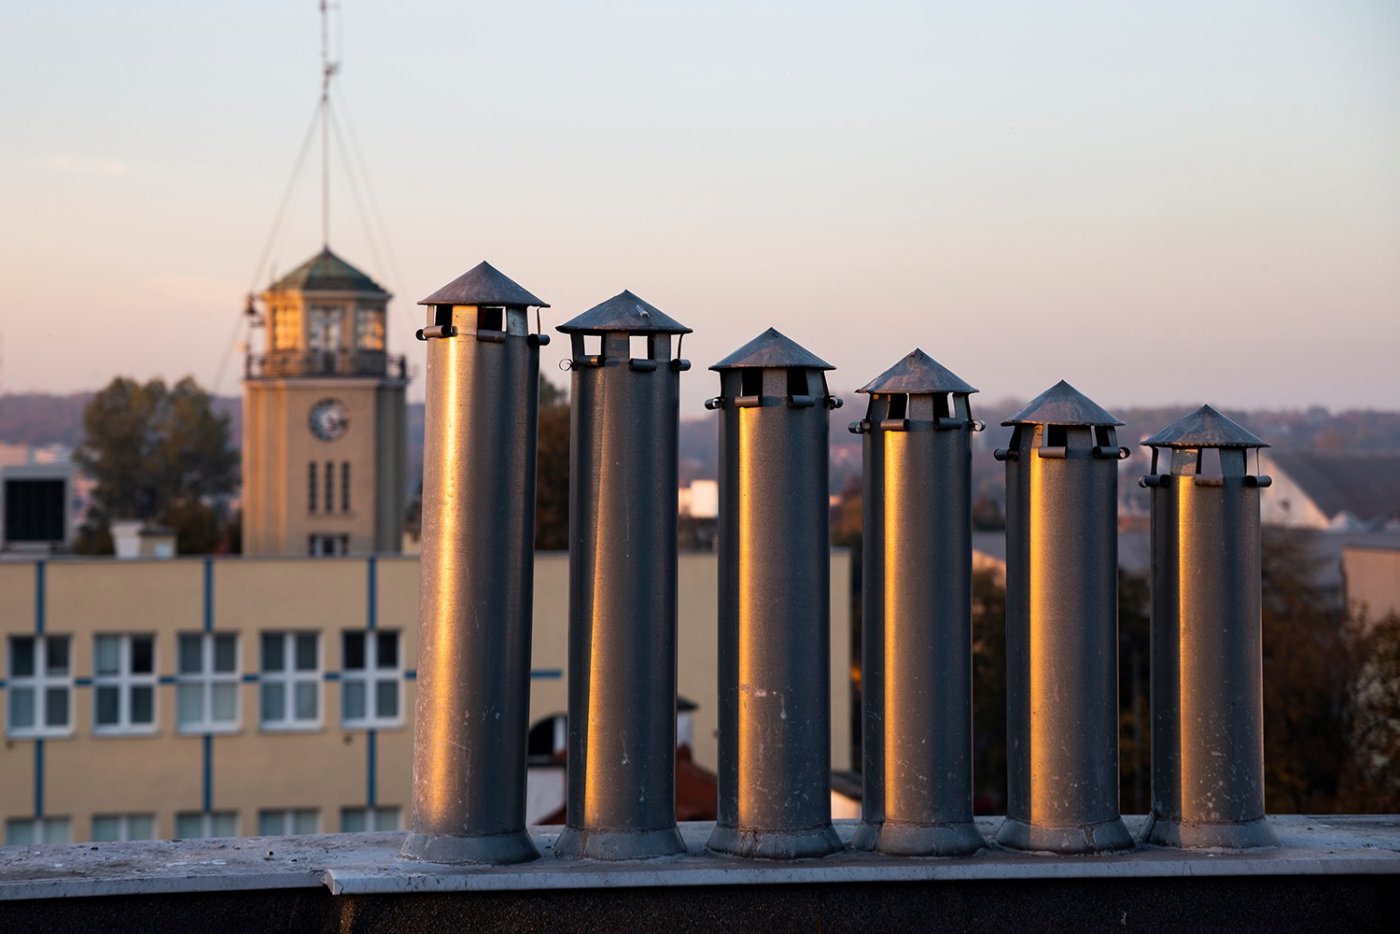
308;462;318;514
308;307;343;353
341;462;351;512
325;461;334;514
355;308;385;351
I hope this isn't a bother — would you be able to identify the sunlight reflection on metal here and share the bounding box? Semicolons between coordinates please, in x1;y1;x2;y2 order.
852;349;984;856
995;381;1134;854
707;331;844;859
401;266;546;865
555;294;690;860
1141;405;1277;849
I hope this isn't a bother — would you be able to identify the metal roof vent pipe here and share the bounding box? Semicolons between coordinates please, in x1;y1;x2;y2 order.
704;328;845;860
1140;405;1278;849
994;380;1135;854
553;292;692;860
849;349;986;857
401;262;551;865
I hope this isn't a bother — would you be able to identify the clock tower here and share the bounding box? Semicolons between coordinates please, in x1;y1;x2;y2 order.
242;248;407;556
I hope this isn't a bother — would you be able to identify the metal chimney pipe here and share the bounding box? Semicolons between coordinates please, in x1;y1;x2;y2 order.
1140;405;1277;849
401;262;549;865
849;349;985;857
705;328;844;860
994;380;1134;854
553;292;692;860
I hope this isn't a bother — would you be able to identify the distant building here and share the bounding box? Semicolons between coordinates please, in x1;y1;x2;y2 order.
1342;544;1400;626
0;456;76;556
0;552;852;845
241;250;408;556
1260;451;1400;531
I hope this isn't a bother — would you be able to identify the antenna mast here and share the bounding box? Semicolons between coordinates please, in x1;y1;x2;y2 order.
320;0;338;249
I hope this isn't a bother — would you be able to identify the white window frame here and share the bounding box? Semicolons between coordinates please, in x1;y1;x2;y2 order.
259;631;321;731
90;813;156;842
93;634;157;736
6;634;73;738
341;630;402;729
340;805;401;833
176;632;240;734
256;808;319;836
175;811;239;839
5;816;70;845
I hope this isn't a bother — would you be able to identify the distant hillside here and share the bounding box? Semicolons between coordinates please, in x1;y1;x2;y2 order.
5;391;1398;501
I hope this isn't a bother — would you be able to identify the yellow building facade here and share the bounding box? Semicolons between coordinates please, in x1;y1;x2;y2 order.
0;552;851;844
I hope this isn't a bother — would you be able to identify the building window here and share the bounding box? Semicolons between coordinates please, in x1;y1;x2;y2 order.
6;635;72;737
341;462;350;512
272;304;301;351
175;811;239;839
308;461;318;513
325;461;334;513
342;631;400;728
93;634;156;734
257;809;319;835
308;306;342;353
91;813;156;842
307;534;349;557
176;633;239;733
260;632;320;730
355;307;385;351
340;806;400;833
5;817;70;846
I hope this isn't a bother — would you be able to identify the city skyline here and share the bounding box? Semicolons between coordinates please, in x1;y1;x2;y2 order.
2;1;1397;413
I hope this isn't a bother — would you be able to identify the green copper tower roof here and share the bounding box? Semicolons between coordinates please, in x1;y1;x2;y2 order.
269;248;388;295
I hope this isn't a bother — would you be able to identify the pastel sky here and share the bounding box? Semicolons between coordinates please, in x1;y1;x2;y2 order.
2;1;1397;413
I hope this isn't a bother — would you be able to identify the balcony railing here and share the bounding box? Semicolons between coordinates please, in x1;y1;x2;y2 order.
245;351;407;380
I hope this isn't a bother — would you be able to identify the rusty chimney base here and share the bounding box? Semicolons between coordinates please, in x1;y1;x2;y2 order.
554;826;687;861
995;816;1134;855
399;830;539;866
1141;813;1279;850
706;823;844;860
852;819;985;857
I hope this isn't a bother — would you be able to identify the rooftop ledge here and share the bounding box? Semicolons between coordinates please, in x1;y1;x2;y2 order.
1;816;1396;901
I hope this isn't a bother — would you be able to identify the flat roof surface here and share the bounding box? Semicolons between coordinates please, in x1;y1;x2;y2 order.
0;816;1395;901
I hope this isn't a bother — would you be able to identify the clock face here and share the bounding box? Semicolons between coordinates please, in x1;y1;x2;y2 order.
309;398;350;441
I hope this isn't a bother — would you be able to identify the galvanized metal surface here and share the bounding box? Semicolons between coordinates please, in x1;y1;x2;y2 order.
402;279;545;866
556;290;692;334
1141;406;1276;849
417;260;551;308
853;350;982;857
554;298;689;860
1004;379;1124;428
709;327;834;371
707;336;842;859
997;383;1133;854
1;817;1397;902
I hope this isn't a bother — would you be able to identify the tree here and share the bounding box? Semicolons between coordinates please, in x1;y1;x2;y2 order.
534;374;570;551
74;376;238;555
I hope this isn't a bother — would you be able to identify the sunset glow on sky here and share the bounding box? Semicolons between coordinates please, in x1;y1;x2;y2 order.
2;1;1397;412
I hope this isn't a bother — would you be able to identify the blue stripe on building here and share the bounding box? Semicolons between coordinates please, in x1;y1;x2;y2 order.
531;669;564;680
203;558;214;633
202;735;213;812
240;673;259;684
366;729;377;808
366;557;377;631
74;677;93;687
35;561;45;634
404;669;416;681
324;671;341;682
34;740;44;818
